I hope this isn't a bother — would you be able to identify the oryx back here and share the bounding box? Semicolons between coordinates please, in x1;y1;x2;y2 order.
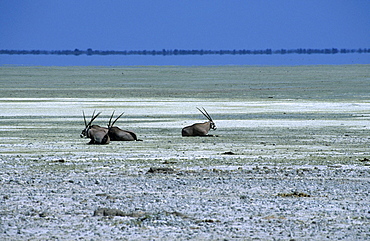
109;127;138;141
182;121;211;136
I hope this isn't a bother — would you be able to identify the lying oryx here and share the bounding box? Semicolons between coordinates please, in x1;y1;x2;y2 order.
107;111;141;141
182;107;217;136
80;111;110;144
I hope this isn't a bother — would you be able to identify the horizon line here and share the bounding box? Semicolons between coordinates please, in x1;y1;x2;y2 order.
1;47;369;56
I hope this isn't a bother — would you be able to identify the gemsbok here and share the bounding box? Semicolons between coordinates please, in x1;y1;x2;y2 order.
80;111;110;144
107;111;141;141
182;107;217;136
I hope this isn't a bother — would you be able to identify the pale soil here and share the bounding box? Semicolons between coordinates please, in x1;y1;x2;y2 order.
0;65;369;240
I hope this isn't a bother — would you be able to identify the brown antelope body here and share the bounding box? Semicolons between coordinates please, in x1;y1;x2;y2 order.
182;108;217;136
80;111;110;144
107;111;141;141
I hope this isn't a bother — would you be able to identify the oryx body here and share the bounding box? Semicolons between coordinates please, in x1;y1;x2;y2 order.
109;127;138;141
84;125;110;144
107;111;141;141
182;108;217;137
81;111;110;144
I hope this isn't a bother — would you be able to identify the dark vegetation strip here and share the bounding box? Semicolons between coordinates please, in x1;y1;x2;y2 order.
1;48;369;56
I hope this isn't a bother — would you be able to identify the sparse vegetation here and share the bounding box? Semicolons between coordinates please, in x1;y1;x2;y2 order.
0;65;369;240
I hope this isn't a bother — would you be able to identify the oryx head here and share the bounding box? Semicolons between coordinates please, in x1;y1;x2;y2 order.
197;107;217;130
80;110;101;138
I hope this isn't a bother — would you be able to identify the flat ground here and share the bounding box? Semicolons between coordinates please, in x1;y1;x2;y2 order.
0;65;369;240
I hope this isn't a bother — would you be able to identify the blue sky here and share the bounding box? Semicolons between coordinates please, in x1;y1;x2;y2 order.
0;0;369;65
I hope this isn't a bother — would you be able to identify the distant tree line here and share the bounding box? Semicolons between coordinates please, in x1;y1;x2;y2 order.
1;48;369;56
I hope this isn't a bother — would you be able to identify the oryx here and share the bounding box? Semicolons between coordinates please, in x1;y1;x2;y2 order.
107;111;141;141
80;111;110;144
182;107;217;136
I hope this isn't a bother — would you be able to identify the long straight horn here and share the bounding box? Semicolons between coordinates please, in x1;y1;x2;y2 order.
197;107;212;121
108;111;115;128
83;111;87;127
202;107;213;121
91;110;96;121
87;111;101;126
111;112;125;127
